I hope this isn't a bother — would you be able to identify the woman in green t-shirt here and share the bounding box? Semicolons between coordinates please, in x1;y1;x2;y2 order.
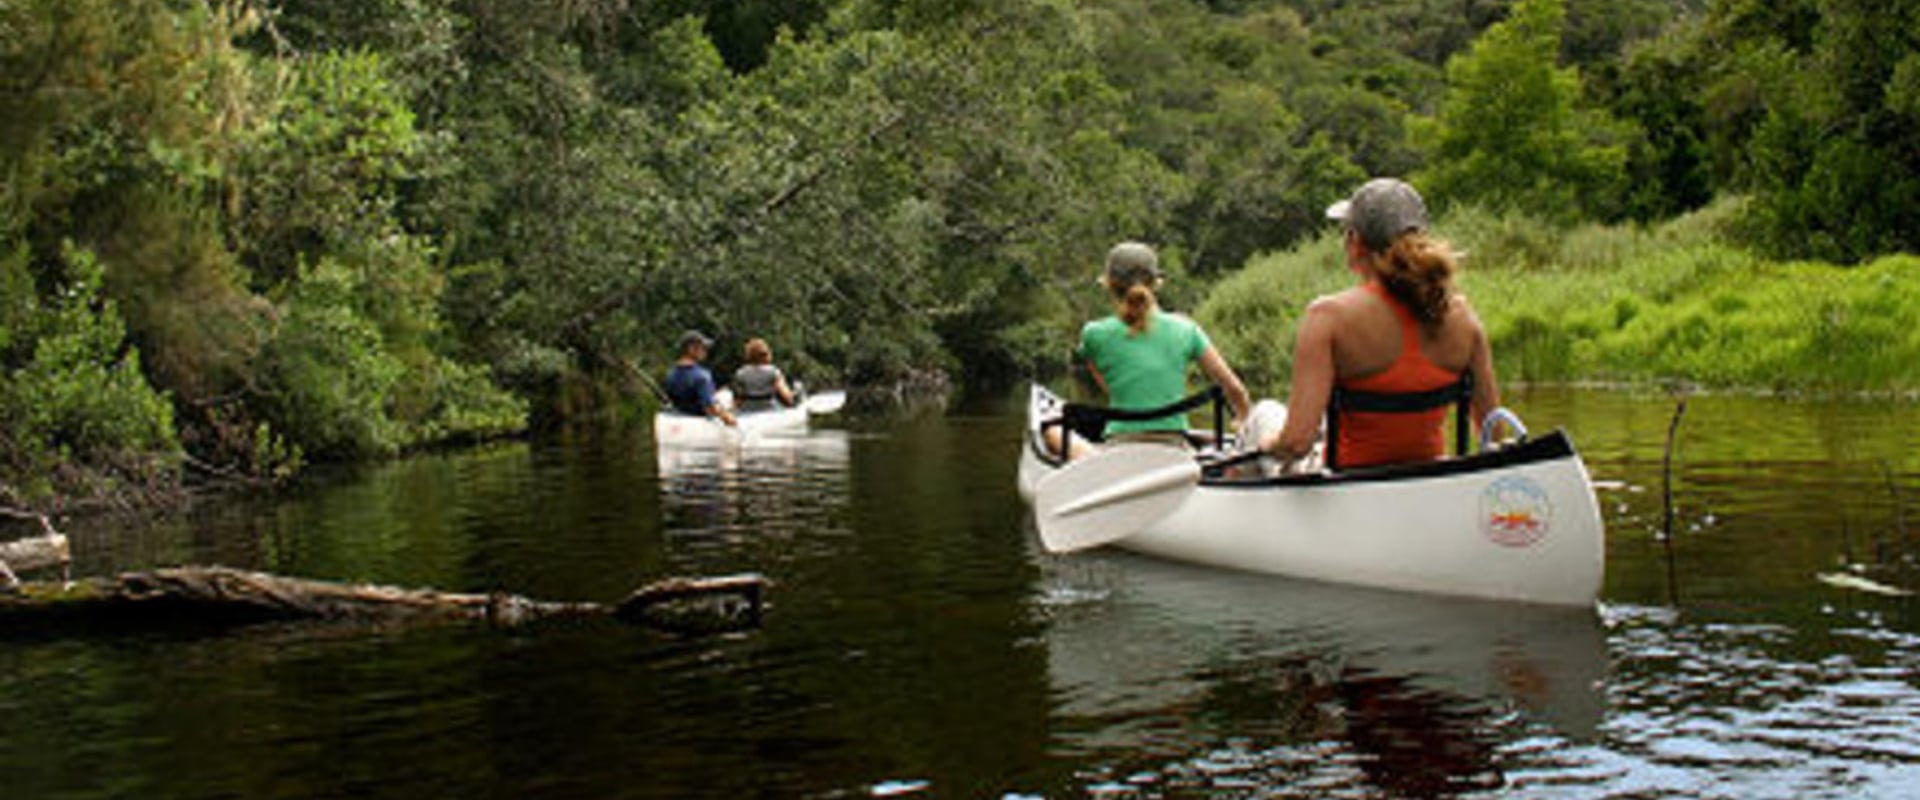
1064;241;1252;458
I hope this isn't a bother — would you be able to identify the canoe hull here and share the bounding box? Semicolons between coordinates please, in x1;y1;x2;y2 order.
1020;385;1605;606
654;405;808;448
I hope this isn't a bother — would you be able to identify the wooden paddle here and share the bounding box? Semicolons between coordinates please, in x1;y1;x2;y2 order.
1034;444;1202;553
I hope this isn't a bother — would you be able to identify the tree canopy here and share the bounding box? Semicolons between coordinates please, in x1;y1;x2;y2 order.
4;0;1918;508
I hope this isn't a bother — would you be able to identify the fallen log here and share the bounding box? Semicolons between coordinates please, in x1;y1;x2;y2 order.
1;532;72;591
0;566;769;636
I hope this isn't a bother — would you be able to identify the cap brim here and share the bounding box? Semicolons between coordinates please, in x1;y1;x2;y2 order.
1325;199;1352;221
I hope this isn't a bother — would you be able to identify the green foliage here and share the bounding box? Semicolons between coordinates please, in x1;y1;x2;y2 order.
1412;0;1628;222
0;244;179;505
1190;233;1350;391
236;50;420;288
1202;198;1920;395
1736;0;1920;262
258;260;407;459
8;0;1920;511
1079;0;1380;274
0;0;521;506
653;0;834;72
259;249;526;461
1606;24;1715;222
1605;0;1920;262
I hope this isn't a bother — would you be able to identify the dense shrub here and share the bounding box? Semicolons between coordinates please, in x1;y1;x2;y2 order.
0;245;180;506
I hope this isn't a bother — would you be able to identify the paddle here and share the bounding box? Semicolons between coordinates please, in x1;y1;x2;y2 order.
803;390;846;415
1033;444;1202;553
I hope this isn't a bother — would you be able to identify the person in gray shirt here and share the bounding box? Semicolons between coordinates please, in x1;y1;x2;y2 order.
731;337;797;413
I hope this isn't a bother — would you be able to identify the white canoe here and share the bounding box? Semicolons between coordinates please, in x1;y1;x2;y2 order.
1019;385;1605;606
654;391;845;448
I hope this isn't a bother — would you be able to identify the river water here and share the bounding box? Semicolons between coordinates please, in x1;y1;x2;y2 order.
3;386;1917;798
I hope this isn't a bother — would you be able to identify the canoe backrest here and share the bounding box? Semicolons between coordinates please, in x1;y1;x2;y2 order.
1324;372;1473;470
1046;386;1225;456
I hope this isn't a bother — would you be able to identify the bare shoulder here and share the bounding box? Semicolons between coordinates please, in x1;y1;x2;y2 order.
1447;292;1485;324
1298;294;1344;331
1307;286;1369;317
1446;293;1489;343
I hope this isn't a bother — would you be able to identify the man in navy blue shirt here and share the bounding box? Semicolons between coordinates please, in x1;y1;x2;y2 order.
663;330;737;426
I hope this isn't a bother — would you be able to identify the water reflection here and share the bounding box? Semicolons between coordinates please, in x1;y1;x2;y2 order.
1040;552;1606;796
656;430;852;489
654;430;853;543
10;388;1920;798
1507;386;1920;608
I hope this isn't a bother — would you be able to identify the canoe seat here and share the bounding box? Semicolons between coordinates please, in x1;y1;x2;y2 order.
1325;372;1473;471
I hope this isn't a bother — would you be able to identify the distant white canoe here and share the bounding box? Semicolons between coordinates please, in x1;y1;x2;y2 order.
654;390;845;448
1019;385;1606;607
656;428;853;478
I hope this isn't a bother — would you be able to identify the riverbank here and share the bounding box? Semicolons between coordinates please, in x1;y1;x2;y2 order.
1198;199;1920;396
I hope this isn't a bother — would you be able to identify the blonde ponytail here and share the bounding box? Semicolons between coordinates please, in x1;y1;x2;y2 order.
1375;232;1457;328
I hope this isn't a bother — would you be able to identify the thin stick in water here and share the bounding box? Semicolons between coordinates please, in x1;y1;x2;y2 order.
1661;393;1689;605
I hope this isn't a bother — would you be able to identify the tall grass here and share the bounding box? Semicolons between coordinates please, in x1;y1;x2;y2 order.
1198;198;1920;395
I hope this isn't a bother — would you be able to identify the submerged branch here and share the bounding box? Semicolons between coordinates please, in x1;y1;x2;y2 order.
0;566;768;636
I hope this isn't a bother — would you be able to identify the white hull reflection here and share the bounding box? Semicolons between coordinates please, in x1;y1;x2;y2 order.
1043;551;1608;748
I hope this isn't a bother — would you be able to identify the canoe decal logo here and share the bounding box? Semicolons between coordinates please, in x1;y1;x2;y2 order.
1480;476;1552;548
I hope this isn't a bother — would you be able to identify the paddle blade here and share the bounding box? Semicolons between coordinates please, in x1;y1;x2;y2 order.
804;391;846;415
1034;445;1201;554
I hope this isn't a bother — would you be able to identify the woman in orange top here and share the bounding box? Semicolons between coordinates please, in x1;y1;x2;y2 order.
1258;178;1498;469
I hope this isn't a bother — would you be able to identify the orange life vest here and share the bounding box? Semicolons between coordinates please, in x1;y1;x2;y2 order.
1334;283;1463;468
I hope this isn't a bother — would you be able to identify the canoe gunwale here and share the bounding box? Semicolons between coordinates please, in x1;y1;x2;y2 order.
1203;430;1580;488
1024;419;1584;490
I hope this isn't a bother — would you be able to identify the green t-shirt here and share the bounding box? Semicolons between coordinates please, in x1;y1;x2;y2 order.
1075;311;1211;435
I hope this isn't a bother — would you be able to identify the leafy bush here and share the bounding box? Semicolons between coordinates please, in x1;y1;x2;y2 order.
257;260;408;460
236;50;421;289
257;256;526;460
1198;200;1920;395
0;244;180;506
1193;233;1350;392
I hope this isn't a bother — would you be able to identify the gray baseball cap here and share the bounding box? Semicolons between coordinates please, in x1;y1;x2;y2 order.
1326;178;1429;252
676;329;713;352
1102;241;1162;286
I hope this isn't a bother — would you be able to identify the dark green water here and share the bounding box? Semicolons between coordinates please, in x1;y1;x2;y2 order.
3;387;1917;798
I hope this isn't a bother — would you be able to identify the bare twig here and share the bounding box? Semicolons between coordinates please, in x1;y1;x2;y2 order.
1660;391;1690;605
182;453;275;490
